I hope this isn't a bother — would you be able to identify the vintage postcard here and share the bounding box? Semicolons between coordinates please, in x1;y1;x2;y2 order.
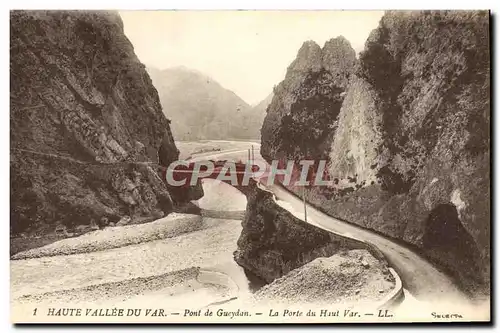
10;10;491;323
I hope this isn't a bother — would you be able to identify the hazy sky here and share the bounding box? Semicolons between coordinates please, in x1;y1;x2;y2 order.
119;11;384;105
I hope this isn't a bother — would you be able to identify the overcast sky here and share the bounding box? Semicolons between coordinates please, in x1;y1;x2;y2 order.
119;11;384;105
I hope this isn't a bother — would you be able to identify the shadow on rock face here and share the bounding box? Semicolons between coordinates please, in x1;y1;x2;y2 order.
422;203;483;294
242;266;267;293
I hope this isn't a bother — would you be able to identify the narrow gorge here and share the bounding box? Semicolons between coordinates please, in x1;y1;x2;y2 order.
9;10;490;322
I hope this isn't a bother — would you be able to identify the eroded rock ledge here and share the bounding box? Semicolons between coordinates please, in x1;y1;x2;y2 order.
234;180;389;284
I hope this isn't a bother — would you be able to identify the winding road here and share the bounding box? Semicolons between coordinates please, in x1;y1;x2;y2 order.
267;184;464;300
202;142;489;320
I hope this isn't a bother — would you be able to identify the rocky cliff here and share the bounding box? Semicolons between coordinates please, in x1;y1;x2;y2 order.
234;180;387;284
147;66;261;141
259;11;490;295
261;37;356;162
10;10;202;235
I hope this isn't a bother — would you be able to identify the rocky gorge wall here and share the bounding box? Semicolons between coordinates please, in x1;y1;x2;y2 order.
10;11;202;235
260;11;490;295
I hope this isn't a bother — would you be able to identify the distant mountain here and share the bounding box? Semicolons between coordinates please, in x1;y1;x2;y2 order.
147;66;262;141
252;92;273;113
246;92;274;140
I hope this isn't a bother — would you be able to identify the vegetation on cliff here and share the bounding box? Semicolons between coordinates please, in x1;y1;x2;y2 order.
259;10;490;295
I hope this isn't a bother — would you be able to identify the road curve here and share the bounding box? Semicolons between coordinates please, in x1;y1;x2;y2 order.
266;184;469;304
189;144;489;320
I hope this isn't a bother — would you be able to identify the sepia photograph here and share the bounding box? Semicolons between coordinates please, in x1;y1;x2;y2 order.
9;9;491;324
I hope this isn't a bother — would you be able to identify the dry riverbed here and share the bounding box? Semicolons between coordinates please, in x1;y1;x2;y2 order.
11;214;206;260
176;140;259;160
11;217;243;298
11;215;247;320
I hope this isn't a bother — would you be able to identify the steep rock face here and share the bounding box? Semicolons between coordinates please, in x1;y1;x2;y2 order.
10;11;202;235
334;11;490;293
327;76;382;186
261;11;490;294
234;180;385;283
147;66;260;140
261;37;356;162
